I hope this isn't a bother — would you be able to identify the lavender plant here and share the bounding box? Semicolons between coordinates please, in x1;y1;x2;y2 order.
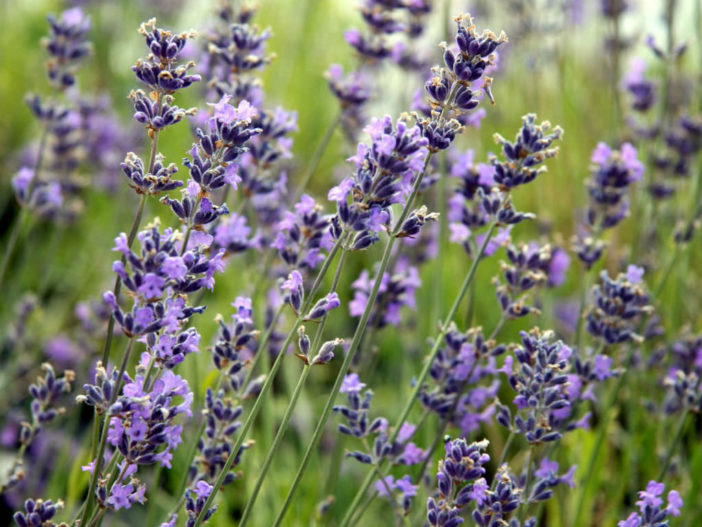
2;2;702;526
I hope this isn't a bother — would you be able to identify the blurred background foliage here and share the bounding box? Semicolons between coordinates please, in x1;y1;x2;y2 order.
0;0;701;526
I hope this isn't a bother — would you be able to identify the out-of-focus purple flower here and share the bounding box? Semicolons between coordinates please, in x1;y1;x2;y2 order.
619;481;683;526
586;270;652;345
340;373;365;394
44;335;82;367
625;264;644;284
349;257;420;328
548;248;571;286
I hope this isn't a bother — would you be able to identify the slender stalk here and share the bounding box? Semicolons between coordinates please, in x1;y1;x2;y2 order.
86;508;106;527
100;193;147;367
161;281;293;524
76;338;135;527
494;432;515;476
240;364;313;525
241;302;286;390
417;314;508;485
657;411;688;481
518;447;534;524
0;126;50;289
571;347;633;527
271;83;465;526
190;236;345;527
293;113;341;203
338;220;498;527
238;248;349;526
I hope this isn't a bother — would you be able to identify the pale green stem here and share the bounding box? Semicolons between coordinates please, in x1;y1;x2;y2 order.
657;410;689;481
339;220;499;527
238;246;349;526
518;446;534;524
189;236;345;527
293;113;341;203
76;338;136;527
571;346;634;527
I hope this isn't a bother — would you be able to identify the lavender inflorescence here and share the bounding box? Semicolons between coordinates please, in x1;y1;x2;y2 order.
328;115;429;250
419;325;506;434
585;270;652;346
618;481;683;527
5;3;702;527
130;19;200;132
426;438;491;527
333;374;425;468
497;329;571;444
490;114;563;189
12;498;64;527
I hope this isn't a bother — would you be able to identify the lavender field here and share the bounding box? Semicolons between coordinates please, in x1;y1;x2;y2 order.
0;0;701;526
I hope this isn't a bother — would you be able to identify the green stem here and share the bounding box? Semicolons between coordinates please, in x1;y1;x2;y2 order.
518;447;534;524
571;348;633;527
339;220;499;527
494;432;515;477
100;193;147;367
244;303;286;389
0;125;50;290
76;338;135;527
657;411;688;481
272;84;464;527
86;508;106;527
190;236;345;527
238;364;313;526
238;247;349;526
293;113;341;203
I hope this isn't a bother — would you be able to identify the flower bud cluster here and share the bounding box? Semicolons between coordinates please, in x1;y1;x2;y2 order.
492;243;551;320
419;326;505;433
586;270;652;345
497;329;571;444
418;14;507;152
272;195;334;270
130;19;200;132
490;114;563;190
349;257;421;328
334;374;425;467
296;326;343;366
426;438;490;527
328;115;428;250
13;498;64;527
618;481;682;527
